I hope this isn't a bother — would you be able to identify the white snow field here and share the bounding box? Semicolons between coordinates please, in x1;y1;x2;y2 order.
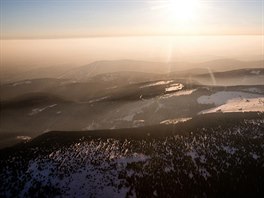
197;91;264;114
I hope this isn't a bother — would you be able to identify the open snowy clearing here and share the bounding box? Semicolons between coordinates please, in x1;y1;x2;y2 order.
199;98;264;114
197;91;263;106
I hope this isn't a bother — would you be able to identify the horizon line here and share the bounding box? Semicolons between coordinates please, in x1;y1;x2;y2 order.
1;33;263;40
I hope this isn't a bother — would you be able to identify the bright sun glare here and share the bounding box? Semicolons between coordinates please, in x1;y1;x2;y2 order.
150;0;201;33
152;0;200;24
167;0;199;21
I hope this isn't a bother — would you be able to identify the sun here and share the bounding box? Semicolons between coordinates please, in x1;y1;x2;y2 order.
150;0;201;33
167;0;199;22
151;0;200;23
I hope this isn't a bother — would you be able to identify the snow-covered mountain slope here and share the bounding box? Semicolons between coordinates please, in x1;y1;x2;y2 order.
1;112;263;197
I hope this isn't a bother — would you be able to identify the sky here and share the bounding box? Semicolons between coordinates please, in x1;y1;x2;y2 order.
1;0;263;38
1;0;263;71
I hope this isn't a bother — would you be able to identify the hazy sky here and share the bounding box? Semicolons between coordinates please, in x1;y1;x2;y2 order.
1;0;263;38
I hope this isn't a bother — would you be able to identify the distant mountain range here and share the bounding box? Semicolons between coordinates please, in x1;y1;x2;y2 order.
1;59;263;83
1;67;263;101
60;59;264;82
